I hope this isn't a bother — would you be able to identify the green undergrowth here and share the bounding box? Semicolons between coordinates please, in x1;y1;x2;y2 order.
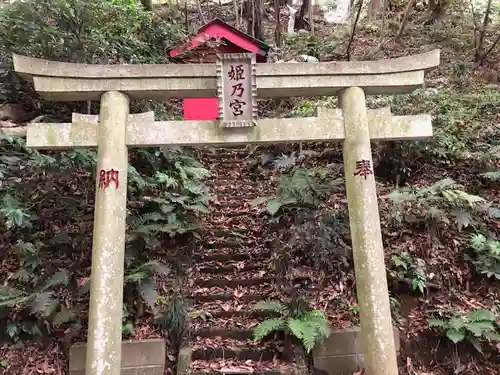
0;134;210;343
0;0;186;118
252;298;331;356
289;88;500;173
0;0;205;349
256;23;500;364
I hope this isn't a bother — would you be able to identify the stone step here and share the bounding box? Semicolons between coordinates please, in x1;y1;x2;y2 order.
205;151;249;159
212;192;258;200
195;260;263;274
203;238;260;249
209;177;261;184
197;252;252;263
192;316;262;340
191;347;276;362
192;291;275;303
209;162;252;170
209;170;251;180
191;283;276;299
189;299;278;319
192;309;279;320
194;276;273;288
209;214;262;228
209;158;247;165
210;229;250;238
195;248;271;262
191;337;280;362
189;359;298;375
211;209;264;218
208;179;267;187
191;372;283;375
193;327;252;341
212;200;255;210
191;314;265;334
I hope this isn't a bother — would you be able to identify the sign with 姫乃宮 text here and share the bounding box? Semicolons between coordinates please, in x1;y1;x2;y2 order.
216;53;257;128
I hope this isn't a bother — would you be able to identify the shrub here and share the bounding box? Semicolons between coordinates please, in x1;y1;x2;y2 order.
252;298;331;354
0;0;202;343
467;234;500;280
251;167;342;217
388;178;499;232
0;0;184;65
390;251;428;294
429;309;500;353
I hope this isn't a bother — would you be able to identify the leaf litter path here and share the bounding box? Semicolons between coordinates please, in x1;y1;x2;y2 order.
186;147;305;374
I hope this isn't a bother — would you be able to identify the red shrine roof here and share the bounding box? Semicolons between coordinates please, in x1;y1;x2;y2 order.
168;18;270;62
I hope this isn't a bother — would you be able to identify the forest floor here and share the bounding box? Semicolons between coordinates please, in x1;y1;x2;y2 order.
0;2;499;375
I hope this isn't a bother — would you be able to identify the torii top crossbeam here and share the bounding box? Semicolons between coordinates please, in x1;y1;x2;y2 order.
13;50;440;101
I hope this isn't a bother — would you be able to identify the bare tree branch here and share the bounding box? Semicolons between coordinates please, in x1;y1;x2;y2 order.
197;0;207;25
482;32;500;63
378;0;387;45
274;0;282;46
395;0;417;42
346;0;363;61
475;0;493;63
234;0;240;28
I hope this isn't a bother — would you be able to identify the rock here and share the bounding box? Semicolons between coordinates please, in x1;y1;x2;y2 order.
485;84;500;90
0;103;32;123
298;55;319;63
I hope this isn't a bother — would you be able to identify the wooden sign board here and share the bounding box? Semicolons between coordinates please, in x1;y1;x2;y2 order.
216;53;257;128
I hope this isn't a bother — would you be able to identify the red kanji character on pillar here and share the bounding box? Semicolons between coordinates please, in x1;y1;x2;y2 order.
98;169;120;190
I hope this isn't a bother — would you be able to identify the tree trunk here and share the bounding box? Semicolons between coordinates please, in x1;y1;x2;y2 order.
295;0;310;31
345;0;363;61
247;0;265;40
141;0;153;11
379;0;387;44
395;0;416;42
475;0;493;63
234;0;240;28
368;0;382;20
427;0;451;23
274;0;282;46
309;0;314;34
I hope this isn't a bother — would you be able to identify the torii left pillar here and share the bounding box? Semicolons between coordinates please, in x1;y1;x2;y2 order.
86;91;129;375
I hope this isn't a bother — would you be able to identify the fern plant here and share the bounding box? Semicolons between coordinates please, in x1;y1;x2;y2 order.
252;298;331;354
0;269;76;341
78;255;170;320
124;259;170;312
428;309;500;353
273;152;298;171
469;145;500;182
389;178;499;232
127;147;210;248
0;193;37;229
467;234;500;280
251;167;342;216
480;170;500;181
287;210;351;272
11;240;42;283
390;252;428;294
155;292;190;352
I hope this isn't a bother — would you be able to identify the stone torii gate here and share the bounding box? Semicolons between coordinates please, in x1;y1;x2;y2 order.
11;50;440;375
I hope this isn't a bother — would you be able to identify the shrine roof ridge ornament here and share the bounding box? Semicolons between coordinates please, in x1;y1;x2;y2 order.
12;50;440;101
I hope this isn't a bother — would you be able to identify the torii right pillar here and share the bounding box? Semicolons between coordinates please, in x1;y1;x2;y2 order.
340;86;398;375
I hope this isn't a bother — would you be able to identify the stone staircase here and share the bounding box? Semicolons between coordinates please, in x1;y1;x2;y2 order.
180;147;306;375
